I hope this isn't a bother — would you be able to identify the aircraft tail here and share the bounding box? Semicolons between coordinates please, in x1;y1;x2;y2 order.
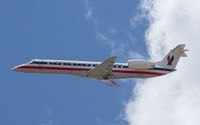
156;44;188;69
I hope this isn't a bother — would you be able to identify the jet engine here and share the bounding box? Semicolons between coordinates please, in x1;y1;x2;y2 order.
128;60;155;69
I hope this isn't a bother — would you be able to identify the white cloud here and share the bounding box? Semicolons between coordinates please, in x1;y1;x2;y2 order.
96;32;115;48
125;0;200;125
84;1;147;60
96;32;126;56
83;1;124;56
40;107;57;125
128;34;137;45
130;13;146;28
40;120;54;125
128;50;145;60
84;9;92;20
109;28;118;35
84;0;93;20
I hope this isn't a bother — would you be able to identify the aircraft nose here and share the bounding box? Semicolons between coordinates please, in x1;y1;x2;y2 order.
12;64;27;72
12;66;18;71
12;66;20;71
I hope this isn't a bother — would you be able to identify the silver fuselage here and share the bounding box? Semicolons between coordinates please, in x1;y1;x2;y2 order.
13;59;173;80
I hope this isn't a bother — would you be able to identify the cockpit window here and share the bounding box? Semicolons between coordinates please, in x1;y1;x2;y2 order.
30;61;36;64
30;61;47;65
30;61;40;64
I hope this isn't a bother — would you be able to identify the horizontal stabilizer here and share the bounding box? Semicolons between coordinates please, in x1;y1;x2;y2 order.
182;49;189;57
174;44;188;57
101;80;121;88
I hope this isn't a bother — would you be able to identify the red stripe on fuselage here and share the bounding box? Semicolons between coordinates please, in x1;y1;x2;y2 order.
18;65;165;76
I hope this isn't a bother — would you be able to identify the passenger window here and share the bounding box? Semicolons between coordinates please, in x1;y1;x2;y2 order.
64;63;70;65
50;62;57;65
118;65;121;68
93;64;97;67
41;62;47;64
123;66;128;68
88;64;91;66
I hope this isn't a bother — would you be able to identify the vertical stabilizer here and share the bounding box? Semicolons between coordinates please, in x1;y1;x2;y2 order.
156;44;188;69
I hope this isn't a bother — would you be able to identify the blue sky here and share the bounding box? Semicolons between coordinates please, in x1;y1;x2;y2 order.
0;0;148;125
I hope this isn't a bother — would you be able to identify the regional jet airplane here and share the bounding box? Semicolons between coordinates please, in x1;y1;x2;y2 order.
13;44;187;87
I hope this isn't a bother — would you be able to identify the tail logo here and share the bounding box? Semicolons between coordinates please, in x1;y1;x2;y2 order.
167;55;174;66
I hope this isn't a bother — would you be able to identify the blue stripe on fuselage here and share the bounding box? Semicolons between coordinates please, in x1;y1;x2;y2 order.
153;67;174;71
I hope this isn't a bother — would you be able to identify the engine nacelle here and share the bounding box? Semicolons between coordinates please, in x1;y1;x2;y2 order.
128;60;155;69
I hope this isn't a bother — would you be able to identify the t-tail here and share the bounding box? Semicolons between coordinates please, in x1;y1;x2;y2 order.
156;44;188;69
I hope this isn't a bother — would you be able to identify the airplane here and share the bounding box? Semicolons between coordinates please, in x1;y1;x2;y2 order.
12;44;188;87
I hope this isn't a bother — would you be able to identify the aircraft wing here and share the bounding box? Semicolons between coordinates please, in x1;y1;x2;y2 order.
101;80;122;88
87;56;117;78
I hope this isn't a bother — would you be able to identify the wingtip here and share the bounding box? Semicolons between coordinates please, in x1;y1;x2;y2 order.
110;56;117;59
107;83;122;88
